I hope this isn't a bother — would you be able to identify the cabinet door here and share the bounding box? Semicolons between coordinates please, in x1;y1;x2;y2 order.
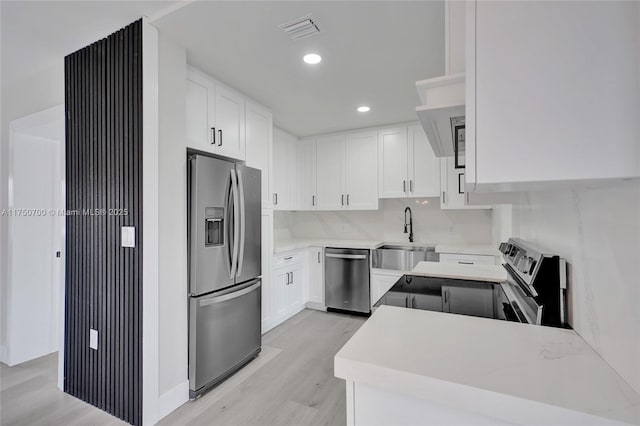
307;247;324;305
378;127;408;198
345;131;379;210
287;264;304;310
296;138;317;210
272;127;295;210
215;84;245;160
185;75;215;152
273;267;289;320
410;293;443;311
316;135;345;210
245;102;273;208
408;125;440;197
442;285;494;318
440;158;491;210
261;211;273;331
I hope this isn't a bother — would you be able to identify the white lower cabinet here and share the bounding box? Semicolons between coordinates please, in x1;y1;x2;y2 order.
370;270;403;307
265;250;306;333
306;247;324;310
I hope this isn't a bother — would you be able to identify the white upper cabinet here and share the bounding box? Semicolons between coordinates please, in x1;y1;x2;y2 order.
245;101;273;208
273;127;297;210
296;138;317;210
379;125;440;198
185;66;246;160
440;157;490;210
316;135;345;210
407;125;440;197
344;131;379;210
466;1;640;191
378;127;409;198
215;84;245;160
185;71;215;152
315;132;379;211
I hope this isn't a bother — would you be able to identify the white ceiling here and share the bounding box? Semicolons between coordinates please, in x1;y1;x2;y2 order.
2;1;444;137
0;0;180;87
153;1;445;136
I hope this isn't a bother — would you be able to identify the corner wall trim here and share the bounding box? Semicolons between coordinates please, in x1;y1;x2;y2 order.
157;380;189;420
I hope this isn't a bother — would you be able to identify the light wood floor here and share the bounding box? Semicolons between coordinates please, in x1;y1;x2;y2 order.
1;309;366;426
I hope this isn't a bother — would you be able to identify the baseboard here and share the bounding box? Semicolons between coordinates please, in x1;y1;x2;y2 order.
158;379;189;420
305;301;326;311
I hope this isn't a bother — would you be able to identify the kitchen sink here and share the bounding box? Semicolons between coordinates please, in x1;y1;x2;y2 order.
372;245;438;271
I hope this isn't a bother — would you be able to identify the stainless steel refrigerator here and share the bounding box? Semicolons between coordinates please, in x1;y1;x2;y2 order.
187;153;261;399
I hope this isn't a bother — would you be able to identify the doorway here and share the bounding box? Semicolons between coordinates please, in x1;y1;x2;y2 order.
5;105;64;388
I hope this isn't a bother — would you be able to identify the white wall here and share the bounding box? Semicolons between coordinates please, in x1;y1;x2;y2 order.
156;29;189;417
1;63;65;361
512;180;640;394
282;198;494;245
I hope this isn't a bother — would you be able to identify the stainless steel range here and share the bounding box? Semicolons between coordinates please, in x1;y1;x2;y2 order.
499;238;568;327
375;238;568;328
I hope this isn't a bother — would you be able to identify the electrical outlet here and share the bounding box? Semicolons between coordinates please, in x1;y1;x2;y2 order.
121;226;135;248
90;329;98;350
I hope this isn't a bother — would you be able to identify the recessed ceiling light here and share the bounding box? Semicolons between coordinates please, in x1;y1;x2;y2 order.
303;53;322;65
357;106;371;113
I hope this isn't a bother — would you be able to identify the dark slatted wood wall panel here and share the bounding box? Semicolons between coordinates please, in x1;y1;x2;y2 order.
64;19;142;426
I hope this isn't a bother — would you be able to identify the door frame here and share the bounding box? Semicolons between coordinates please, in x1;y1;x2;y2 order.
6;104;65;389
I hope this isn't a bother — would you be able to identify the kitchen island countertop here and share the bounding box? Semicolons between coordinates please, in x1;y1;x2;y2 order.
334;305;640;425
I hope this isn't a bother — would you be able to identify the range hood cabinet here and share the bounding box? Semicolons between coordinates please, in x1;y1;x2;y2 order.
415;73;465;158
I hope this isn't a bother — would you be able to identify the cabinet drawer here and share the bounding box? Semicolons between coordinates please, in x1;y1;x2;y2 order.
274;251;303;267
439;253;496;265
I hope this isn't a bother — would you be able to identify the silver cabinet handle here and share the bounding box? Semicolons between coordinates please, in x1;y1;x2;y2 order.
341;194;344;206
273;193;278;205
290;272;294;284
410;180;413;193
458;261;473;265
411;296;415;308
403;180;406;192
442;191;446;205
286;272;290;285
218;129;223;147
317;252;320;263
312;195;316;206
444;289;448;304
211;127;216;145
284;256;293;261
325;254;367;260
346;194;350;206
405;295;409;308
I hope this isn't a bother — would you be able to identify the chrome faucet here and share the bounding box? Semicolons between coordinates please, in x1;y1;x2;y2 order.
404;207;414;243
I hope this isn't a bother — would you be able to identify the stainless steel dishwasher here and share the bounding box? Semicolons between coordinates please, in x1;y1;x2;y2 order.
325;248;370;314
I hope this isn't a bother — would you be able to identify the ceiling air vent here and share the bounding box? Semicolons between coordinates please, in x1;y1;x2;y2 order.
279;15;320;40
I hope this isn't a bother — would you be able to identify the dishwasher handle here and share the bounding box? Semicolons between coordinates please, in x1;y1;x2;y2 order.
325;253;368;260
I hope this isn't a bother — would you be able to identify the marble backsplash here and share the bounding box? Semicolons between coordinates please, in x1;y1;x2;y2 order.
275;198;494;245
512;180;640;394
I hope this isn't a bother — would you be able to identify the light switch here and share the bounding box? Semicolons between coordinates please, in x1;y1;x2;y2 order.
90;329;98;350
121;226;135;248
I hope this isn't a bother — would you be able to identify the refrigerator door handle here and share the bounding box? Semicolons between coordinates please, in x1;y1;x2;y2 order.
235;167;246;277
198;280;261;307
229;169;241;279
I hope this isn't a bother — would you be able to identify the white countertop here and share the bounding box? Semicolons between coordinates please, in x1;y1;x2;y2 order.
411;260;507;283
274;239;384;253
436;244;502;257
335;306;640;426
